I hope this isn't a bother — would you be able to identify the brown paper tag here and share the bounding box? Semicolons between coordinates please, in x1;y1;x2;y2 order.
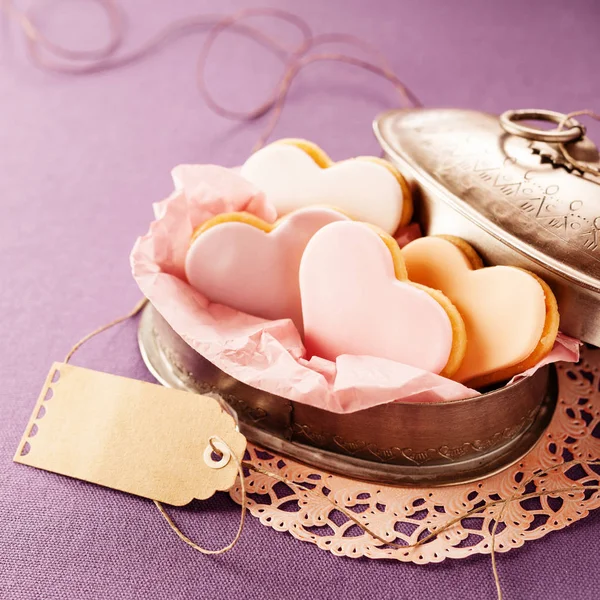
14;362;246;506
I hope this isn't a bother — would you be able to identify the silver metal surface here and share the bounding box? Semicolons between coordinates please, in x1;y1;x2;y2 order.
559;139;600;178
499;108;584;143
138;304;558;487
374;108;600;345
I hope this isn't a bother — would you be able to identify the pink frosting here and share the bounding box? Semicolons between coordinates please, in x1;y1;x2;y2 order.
300;221;454;374
185;208;349;332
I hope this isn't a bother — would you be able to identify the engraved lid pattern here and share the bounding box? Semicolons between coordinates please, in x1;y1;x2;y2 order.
375;109;600;287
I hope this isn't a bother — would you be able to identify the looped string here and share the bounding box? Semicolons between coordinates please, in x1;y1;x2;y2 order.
154;435;247;556
247;51;422;152
2;1;420;152
196;7;313;122
195;8;421;150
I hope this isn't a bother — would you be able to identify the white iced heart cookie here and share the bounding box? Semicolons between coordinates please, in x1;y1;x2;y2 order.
240;139;412;234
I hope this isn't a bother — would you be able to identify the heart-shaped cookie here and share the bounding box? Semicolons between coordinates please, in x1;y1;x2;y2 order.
240;138;412;235
299;221;466;376
402;236;560;387
184;207;350;332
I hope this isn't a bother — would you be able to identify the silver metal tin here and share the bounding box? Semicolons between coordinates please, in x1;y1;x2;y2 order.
374;108;600;345
138;304;557;487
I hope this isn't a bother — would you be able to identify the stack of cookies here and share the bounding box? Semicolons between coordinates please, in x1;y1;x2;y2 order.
184;139;559;388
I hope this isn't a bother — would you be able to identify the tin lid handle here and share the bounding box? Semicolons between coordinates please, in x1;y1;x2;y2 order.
500;108;585;143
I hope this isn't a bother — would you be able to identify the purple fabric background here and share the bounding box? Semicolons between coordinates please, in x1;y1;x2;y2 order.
2;1;600;598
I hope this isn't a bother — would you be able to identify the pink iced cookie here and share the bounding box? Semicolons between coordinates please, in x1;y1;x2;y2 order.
299;221;466;376
185;207;350;332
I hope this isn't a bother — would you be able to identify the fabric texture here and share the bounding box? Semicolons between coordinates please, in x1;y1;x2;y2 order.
1;1;599;599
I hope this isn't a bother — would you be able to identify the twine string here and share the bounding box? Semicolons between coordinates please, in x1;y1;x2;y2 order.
2;1;421;152
2;2;304;73
63;297;148;364
154;436;247;556
194;8;421;150
2;0;124;60
196;8;313;122
248;51;421;152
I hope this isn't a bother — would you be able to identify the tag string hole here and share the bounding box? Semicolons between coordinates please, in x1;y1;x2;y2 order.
209;438;224;459
204;438;231;470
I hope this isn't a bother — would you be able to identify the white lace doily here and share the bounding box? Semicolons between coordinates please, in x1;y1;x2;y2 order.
229;345;600;563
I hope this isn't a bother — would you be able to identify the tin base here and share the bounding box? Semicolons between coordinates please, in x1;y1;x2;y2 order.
138;304;557;487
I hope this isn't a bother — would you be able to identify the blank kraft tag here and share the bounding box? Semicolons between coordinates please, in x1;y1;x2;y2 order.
14;362;246;506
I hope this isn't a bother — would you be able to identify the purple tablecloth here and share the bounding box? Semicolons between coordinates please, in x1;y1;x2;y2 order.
2;1;599;598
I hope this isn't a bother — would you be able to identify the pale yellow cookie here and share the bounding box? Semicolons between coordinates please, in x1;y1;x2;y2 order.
240;138;413;235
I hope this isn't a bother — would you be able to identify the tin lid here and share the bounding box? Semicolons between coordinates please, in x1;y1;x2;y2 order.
373;108;600;344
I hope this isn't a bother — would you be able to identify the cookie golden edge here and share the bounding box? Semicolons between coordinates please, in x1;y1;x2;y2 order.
465;270;559;389
369;226;467;379
273;138;414;229
274;138;333;168
430;236;560;388
190;207;354;245
190;212;272;243
436;234;484;269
